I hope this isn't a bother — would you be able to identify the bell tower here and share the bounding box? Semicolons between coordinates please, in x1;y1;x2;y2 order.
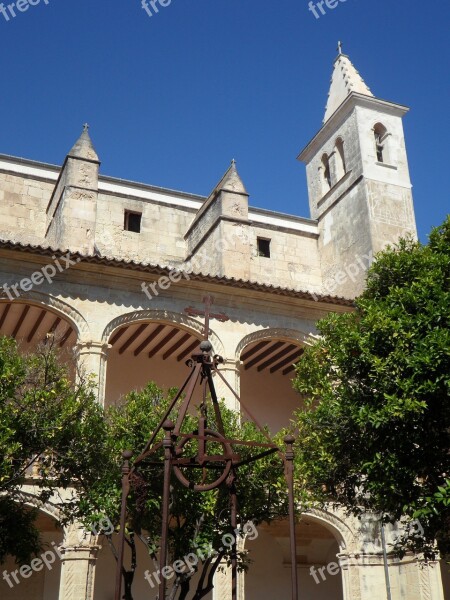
298;45;417;298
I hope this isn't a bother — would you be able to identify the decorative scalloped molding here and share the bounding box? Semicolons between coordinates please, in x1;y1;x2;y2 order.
302;507;357;552
235;327;312;362
16;489;63;523
101;309;225;357
0;290;89;337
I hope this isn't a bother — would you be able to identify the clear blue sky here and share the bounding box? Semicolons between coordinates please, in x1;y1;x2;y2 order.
0;0;448;242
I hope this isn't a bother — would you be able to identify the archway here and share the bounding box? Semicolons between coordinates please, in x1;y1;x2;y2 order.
103;311;225;407
245;515;346;600
237;330;307;433
0;507;63;600
0;299;79;351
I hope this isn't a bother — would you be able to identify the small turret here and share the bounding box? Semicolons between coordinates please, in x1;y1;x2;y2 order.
46;125;100;254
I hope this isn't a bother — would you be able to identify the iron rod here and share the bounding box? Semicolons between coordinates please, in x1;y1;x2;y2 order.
135;363;198;463
174;362;203;434
284;436;298;600
205;364;226;436
213;366;283;457
159;421;175;600
114;450;133;600
230;480;238;600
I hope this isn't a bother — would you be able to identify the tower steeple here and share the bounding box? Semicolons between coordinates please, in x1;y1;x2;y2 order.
298;48;416;298
324;48;373;123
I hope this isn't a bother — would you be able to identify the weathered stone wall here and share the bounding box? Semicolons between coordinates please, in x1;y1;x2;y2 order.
305;109;362;217
95;191;194;264
249;224;321;292
302;99;416;299
0;167;53;244
0;157;323;294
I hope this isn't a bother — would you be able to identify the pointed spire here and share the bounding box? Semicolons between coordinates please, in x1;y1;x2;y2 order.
323;48;373;123
219;159;248;195
68;123;99;161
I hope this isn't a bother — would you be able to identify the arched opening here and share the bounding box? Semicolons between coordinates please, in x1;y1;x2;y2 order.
0;301;78;352
245;516;344;600
373;123;389;164
104;319;204;407
335;138;346;180
321;154;332;195
0;304;76;598
0;508;63;600
239;337;304;434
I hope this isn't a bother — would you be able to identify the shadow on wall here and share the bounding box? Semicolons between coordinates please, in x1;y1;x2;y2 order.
245;520;343;600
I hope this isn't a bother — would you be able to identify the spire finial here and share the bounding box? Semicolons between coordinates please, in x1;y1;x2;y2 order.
68;123;99;161
323;46;374;123
231;158;236;166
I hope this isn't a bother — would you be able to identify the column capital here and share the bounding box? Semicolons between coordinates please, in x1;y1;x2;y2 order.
75;340;111;356
221;357;242;370
74;340;110;404
60;544;101;560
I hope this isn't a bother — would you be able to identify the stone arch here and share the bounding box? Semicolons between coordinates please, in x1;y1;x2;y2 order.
244;507;350;600
0;290;89;339
373;121;390;164
302;507;357;552
235;328;311;433
102;309;225;357
15;489;63;525
243;508;355;554
235;327;311;363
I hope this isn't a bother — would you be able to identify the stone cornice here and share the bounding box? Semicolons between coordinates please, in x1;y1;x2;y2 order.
0;240;354;307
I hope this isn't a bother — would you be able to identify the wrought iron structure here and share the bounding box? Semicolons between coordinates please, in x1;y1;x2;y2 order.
114;297;299;600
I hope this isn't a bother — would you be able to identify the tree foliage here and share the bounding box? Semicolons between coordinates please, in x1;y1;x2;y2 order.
69;383;288;599
293;217;450;557
0;336;288;598
0;336;103;564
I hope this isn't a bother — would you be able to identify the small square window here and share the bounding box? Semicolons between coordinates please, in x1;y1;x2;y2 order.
257;238;271;258
124;211;142;233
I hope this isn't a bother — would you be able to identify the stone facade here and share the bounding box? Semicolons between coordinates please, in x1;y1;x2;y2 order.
0;52;446;600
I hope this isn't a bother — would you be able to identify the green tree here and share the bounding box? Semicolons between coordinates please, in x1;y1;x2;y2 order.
0;335;105;565
293;217;450;558
1;335;288;598
70;383;288;600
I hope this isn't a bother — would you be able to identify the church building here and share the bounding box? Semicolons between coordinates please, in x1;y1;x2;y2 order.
0;49;447;600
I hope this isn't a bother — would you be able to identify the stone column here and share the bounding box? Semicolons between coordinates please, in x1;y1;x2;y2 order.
214;358;242;412
58;524;100;600
338;552;362;600
418;557;445;600
338;552;352;600
75;341;110;405
213;566;231;600
340;551;447;600
212;564;245;600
